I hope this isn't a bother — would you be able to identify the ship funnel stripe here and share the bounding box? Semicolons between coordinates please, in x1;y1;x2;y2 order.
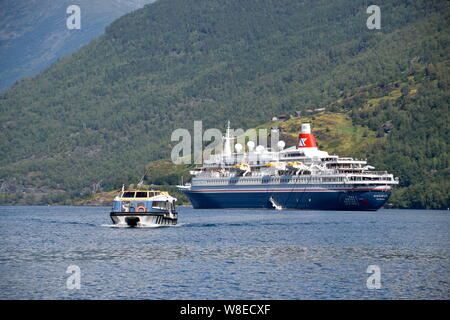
298;133;317;148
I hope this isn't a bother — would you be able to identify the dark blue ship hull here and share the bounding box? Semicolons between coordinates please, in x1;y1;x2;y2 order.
183;189;391;211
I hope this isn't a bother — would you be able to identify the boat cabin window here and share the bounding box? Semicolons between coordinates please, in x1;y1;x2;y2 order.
148;191;160;197
152;201;169;210
122;192;135;198
135;192;148;198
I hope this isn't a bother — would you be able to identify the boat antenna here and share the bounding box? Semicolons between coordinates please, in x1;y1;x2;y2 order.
137;175;145;187
137;167;151;187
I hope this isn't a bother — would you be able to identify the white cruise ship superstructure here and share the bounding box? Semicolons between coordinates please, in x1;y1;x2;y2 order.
179;123;398;211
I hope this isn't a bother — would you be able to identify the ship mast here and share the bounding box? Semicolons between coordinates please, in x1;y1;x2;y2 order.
223;121;233;160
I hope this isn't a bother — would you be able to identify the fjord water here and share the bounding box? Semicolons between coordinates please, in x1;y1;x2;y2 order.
0;206;448;299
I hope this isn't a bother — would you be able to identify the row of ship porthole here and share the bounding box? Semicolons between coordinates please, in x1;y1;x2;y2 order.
200;179;347;185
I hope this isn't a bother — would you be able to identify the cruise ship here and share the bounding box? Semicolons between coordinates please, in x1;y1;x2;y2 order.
178;123;398;211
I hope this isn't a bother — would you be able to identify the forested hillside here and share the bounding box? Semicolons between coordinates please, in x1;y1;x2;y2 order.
0;0;448;208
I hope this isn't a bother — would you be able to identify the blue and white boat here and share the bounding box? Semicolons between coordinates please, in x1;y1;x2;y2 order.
110;189;177;227
178;123;398;211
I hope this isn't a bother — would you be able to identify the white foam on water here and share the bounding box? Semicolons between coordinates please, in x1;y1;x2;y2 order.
100;223;129;228
100;222;180;228
173;223;186;227
137;222;164;228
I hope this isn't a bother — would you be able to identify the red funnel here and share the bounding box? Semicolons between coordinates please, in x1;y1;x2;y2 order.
297;123;317;148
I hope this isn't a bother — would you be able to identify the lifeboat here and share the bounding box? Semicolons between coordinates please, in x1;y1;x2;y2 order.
286;162;309;175
233;163;251;176
266;162;286;170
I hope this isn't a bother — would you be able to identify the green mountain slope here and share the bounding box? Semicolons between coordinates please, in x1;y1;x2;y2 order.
0;0;156;92
0;0;448;208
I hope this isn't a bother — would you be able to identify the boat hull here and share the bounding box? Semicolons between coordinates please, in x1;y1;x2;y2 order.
110;212;178;227
182;189;391;211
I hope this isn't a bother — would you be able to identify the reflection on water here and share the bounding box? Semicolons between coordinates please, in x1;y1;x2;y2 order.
0;206;448;299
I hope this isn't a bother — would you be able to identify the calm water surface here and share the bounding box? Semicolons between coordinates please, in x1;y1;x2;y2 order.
0;206;448;299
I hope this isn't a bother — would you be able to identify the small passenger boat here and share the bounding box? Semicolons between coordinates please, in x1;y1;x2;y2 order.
110;188;178;227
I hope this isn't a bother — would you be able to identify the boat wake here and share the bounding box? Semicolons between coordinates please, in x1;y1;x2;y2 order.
100;223;181;228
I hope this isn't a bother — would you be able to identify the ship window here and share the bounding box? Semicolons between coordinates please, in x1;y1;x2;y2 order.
152;201;168;210
122;192;135;198
136;192;148;198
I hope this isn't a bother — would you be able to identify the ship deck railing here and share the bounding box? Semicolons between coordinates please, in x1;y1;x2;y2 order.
196;170;391;178
192;175;396;185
